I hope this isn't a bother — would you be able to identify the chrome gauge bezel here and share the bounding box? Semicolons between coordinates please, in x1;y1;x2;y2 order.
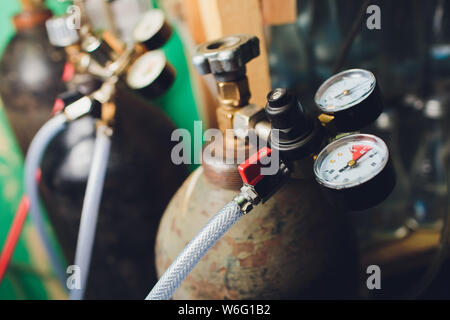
313;133;390;190
314;69;376;114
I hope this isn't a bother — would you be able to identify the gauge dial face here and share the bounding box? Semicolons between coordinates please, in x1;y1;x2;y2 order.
314;134;389;190
133;9;165;42
314;69;376;113
126;50;166;89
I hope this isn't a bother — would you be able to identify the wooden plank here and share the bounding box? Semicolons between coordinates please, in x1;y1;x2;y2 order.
197;0;271;108
260;0;297;25
184;0;207;44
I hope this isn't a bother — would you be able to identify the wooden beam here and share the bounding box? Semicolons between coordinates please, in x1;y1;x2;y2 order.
184;0;207;44
260;0;297;25
197;0;271;108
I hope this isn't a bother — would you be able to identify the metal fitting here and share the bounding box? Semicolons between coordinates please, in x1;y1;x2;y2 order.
233;104;266;140
46;14;80;47
92;76;118;104
236;147;290;215
63;96;96;121
233;189;259;215
193;34;260;132
217;78;250;108
106;44;135;76
234;160;290;215
99;102;116;127
82;34;118;67
254;120;271;141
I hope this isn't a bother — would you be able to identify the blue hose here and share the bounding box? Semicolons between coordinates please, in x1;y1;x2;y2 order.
70;125;112;300
24;114;68;288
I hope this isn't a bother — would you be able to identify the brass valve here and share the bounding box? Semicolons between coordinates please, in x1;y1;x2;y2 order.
192;34;260;132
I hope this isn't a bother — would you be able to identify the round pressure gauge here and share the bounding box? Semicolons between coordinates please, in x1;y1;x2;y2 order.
133;9;172;50
314;133;395;211
314;69;383;132
126;50;175;99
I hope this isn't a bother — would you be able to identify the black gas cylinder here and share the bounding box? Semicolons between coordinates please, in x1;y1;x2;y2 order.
0;5;66;153
39;85;187;299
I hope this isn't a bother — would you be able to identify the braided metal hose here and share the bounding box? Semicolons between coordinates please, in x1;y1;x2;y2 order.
146;200;244;300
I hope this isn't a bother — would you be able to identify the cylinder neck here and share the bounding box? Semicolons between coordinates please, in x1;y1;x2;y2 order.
13;8;52;31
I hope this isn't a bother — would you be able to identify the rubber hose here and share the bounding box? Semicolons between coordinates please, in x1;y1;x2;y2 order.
146;200;244;300
69;125;112;300
24;114;68;287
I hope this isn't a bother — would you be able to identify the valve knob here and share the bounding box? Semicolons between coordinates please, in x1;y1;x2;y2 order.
192;34;260;81
46;15;80;47
238;147;289;204
238;147;272;186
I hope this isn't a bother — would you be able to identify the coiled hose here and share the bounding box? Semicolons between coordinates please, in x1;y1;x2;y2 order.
24;114;68;287
146;201;244;300
70;125;112;300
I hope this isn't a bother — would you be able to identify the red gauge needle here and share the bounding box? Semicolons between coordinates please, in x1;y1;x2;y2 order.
351;145;372;161
338;144;373;173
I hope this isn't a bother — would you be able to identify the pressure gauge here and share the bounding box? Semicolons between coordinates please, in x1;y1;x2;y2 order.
314;133;395;211
133;9;172;51
314;69;383;132
126;50;175;98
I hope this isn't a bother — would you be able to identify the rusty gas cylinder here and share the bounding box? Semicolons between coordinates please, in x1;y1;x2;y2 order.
0;1;65;153
154;34;359;299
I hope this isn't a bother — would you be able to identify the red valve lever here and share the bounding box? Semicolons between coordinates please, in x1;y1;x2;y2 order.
238;147;272;186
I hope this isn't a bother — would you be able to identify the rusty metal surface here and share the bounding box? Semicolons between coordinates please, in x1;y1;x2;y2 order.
155;167;359;299
202;135;249;191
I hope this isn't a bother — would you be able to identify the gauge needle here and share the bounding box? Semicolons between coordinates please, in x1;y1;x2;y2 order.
333;80;371;99
338;145;372;172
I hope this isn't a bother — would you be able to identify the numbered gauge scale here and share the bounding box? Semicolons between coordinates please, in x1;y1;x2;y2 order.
314;69;384;132
126;50;175;99
313;133;395;211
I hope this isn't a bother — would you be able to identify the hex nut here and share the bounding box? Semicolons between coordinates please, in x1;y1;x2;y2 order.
233;104;266;140
217;78;250;108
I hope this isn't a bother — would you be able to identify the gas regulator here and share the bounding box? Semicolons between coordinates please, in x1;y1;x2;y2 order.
189;34;395;213
236;68;394;213
45;8;175;112
312;68;395;211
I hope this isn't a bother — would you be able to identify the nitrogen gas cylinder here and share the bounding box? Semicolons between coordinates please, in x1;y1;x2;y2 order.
0;0;65;153
39;84;188;299
155;35;359;299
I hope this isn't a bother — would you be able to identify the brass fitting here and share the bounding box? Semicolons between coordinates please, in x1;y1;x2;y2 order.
192;34;259;133
99;101;116;127
216;78;250;108
216;77;251;131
